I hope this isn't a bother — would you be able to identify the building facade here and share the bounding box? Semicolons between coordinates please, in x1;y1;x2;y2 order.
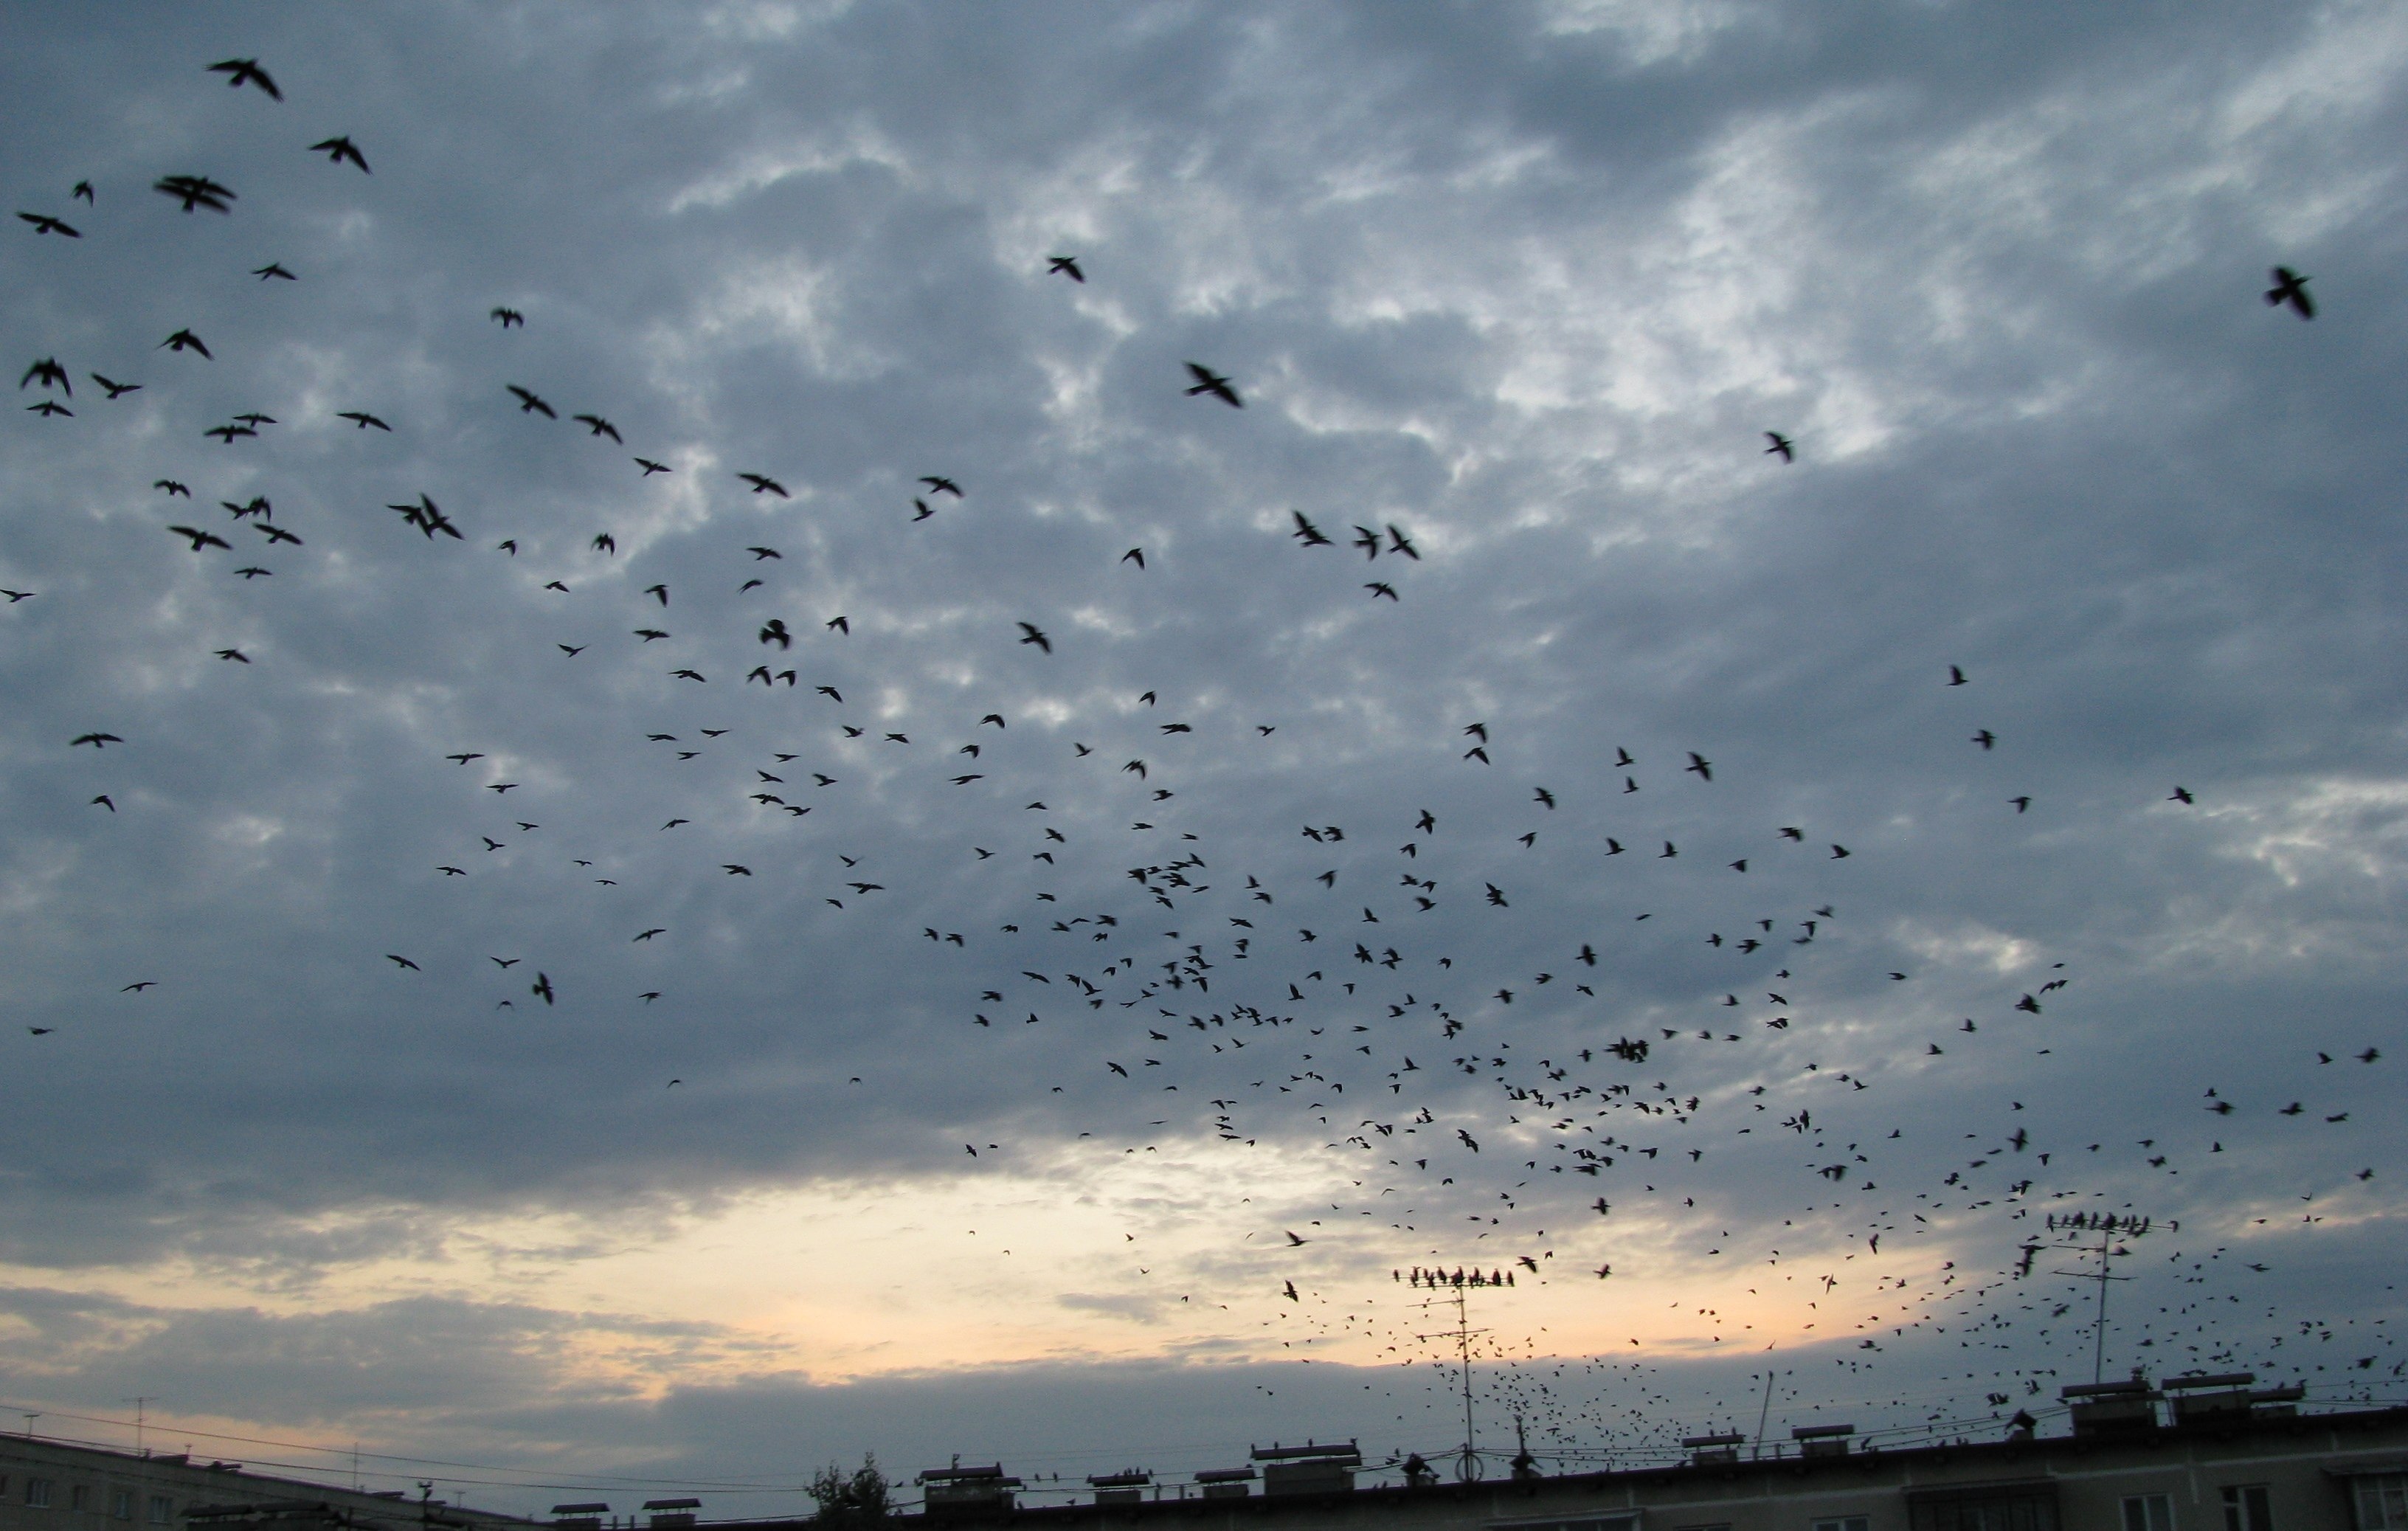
876;1402;2408;1531
0;1435;522;1531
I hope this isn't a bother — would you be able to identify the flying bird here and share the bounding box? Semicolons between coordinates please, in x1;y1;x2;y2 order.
635;457;670;474
308;136;371;173
572;413;621;442
72;730;123;747
17;212;80;238
506;384;555;417
1183;362;1242;407
207;58;282;99
1017;622;1052;653
1048;255;1084;283
490;306;524;328
921;476;963;497
2265;266;2314;319
160;329;212;358
1764;431;1794;462
168;525;232;551
20;357;69;395
738;472;790;497
336;410;390;430
252;262;295;280
91;375;140;398
153;174;236;213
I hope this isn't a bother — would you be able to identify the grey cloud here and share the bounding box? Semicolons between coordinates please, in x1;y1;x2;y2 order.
0;0;2403;1484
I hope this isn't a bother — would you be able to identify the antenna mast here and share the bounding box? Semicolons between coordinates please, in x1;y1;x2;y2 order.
2047;1211;2149;1383
1400;1265;1512;1482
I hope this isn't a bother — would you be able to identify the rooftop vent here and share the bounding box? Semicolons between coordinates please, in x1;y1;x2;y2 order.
1194;1469;1255;1501
1087;1472;1150;1507
918;1465;1020;1518
2061;1372;2161;1437
1250;1440;1360;1498
1684;1432;1747;1466
1793;1424;1855;1459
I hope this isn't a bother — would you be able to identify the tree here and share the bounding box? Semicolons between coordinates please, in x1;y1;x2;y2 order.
809;1455;889;1527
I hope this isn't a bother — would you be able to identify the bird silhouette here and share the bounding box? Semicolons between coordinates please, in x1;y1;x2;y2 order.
208;58;281;99
2265;266;2314;319
1183;362;1242;407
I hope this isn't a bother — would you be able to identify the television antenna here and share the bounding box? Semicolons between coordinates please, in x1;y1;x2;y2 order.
1399;1265;1515;1482
2047;1211;2151;1383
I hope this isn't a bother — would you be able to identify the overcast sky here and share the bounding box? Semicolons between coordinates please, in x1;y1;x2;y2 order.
2;0;2405;1516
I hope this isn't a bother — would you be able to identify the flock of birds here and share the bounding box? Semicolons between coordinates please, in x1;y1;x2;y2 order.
5;49;2393;1468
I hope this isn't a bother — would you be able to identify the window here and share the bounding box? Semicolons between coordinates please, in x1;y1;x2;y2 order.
2222;1486;2272;1531
2357;1477;2408;1531
2124;1496;2174;1531
111;1490;135;1521
1911;1493;2059;1531
1815;1519;1869;1531
72;1488;90;1512
29;1479;55;1509
148;1496;173;1524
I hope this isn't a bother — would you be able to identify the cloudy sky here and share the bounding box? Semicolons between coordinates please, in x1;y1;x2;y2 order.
3;0;2405;1515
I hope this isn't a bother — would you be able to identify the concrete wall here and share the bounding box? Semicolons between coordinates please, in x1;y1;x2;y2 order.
905;1411;2408;1531
0;1437;521;1531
